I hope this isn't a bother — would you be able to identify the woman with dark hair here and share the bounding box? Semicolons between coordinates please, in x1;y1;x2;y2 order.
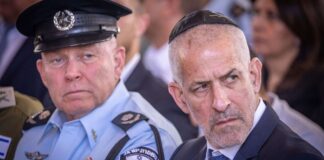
251;0;324;128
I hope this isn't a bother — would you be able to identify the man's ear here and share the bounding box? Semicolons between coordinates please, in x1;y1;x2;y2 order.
249;57;263;93
168;82;190;114
114;46;126;79
36;59;48;87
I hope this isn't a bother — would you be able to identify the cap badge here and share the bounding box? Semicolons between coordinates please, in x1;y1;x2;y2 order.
53;10;75;31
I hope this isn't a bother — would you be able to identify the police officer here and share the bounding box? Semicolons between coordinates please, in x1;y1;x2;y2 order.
14;0;182;159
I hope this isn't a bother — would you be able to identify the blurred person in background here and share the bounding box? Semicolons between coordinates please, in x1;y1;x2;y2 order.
0;87;43;160
251;0;324;128
0;0;50;106
249;48;324;154
141;0;206;84
114;0;198;141
203;0;253;43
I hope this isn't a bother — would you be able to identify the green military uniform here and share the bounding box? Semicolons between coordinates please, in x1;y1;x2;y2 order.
0;87;43;160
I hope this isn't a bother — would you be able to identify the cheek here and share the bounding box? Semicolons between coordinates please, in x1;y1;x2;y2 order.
42;68;62;88
185;95;213;125
265;25;297;55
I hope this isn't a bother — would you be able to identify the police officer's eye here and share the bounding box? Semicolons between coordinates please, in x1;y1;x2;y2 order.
48;57;65;66
83;53;95;59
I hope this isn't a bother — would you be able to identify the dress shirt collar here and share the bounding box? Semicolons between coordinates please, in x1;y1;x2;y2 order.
39;82;131;148
206;98;266;160
121;53;140;81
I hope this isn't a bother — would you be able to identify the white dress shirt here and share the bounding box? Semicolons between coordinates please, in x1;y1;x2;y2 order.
143;43;172;84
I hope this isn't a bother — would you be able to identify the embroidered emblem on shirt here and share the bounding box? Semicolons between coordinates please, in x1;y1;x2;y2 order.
53;10;75;31
120;147;158;160
0;135;12;159
25;151;48;160
112;111;149;132
39;110;51;120
0;87;16;109
23;108;54;131
121;113;141;124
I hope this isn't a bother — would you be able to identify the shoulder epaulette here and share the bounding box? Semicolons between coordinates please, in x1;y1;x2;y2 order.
112;111;148;132
23;107;54;131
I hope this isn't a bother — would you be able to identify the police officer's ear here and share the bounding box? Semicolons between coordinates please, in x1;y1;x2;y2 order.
36;58;48;87
249;57;262;93
113;45;126;80
168;82;190;114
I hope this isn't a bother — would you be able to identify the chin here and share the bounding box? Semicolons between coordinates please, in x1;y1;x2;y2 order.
206;123;249;149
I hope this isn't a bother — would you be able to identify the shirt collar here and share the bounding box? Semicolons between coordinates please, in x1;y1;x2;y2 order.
121;53;140;81
206;98;266;160
38;82;131;148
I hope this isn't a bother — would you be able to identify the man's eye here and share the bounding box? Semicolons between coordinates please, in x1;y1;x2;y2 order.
49;57;65;66
226;74;238;84
83;53;94;60
82;53;97;63
193;83;209;92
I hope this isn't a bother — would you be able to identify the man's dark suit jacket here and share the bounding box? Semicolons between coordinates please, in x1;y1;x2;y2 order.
0;38;48;103
125;60;198;141
171;106;323;160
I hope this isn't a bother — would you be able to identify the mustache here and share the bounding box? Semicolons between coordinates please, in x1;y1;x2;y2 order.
209;108;243;126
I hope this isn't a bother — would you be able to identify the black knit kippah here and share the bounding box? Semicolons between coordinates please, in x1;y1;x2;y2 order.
169;10;239;43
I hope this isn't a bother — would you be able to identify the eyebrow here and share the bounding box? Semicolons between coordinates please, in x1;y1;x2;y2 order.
220;68;238;80
188;68;239;87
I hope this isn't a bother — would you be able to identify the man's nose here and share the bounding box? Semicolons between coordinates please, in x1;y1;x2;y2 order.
211;86;230;112
64;59;82;81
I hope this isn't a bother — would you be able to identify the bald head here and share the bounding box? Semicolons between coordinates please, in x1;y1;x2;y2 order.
169;24;250;84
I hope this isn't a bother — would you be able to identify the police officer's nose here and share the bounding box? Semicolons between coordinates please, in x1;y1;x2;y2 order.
65;59;82;81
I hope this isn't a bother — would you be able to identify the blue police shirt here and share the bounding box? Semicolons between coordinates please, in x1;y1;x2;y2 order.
14;82;182;160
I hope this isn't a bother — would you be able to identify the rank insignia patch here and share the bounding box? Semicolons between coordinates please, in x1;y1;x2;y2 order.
120;147;158;160
25;151;48;160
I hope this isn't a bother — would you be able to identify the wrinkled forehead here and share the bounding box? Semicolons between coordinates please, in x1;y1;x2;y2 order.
175;25;250;63
42;39;117;55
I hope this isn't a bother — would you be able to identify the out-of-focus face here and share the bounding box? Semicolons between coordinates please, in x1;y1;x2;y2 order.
37;39;125;120
114;0;148;62
140;0;164;38
169;27;262;149
114;0;137;52
0;0;39;24
252;0;300;58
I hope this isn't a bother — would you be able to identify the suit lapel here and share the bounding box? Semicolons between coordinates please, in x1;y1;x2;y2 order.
125;60;147;91
234;106;279;160
197;144;207;160
1;38;35;83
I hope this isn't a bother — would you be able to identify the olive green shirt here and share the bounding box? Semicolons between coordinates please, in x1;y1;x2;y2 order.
0;91;43;160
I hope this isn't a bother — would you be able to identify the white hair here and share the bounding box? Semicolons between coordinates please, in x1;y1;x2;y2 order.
169;24;250;85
